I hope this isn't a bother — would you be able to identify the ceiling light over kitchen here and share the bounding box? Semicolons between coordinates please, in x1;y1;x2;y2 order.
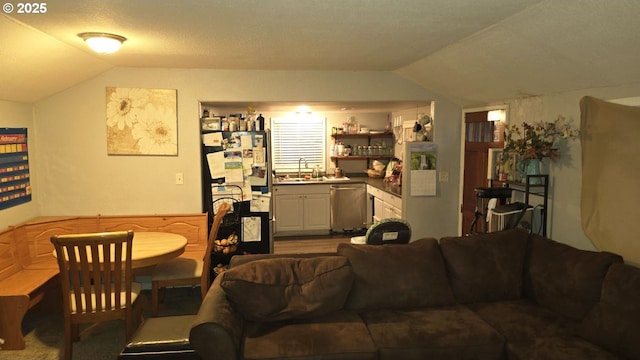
78;32;127;54
296;105;311;113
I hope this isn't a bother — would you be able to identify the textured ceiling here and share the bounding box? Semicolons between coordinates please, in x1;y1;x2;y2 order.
2;0;640;106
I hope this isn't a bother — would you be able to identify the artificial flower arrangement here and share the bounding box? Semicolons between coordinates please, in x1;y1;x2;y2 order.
502;115;579;162
498;115;579;183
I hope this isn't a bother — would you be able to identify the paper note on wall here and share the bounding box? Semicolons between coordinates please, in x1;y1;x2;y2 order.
409;142;437;196
410;170;436;196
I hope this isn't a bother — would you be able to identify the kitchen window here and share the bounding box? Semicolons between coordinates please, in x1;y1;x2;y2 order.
271;115;326;173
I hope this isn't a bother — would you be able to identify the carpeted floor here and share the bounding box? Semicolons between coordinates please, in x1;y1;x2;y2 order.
0;287;202;360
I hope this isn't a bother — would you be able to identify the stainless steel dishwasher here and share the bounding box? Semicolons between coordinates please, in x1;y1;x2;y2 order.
330;183;367;232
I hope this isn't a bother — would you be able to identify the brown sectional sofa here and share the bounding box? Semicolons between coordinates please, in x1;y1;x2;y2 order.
189;229;639;360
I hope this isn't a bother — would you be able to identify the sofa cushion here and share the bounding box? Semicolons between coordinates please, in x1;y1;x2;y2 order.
361;305;505;360
440;229;529;303
524;234;623;320
337;238;454;311
468;299;578;343
507;336;620;360
242;310;377;360
577;263;640;359
220;256;353;322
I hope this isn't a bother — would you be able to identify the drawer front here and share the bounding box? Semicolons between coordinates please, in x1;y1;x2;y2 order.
274;184;330;195
367;185;383;198
382;192;402;209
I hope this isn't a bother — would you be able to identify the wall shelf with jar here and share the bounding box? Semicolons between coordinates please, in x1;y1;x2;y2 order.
330;133;395;166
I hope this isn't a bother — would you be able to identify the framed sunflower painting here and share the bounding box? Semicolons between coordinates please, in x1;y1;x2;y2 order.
106;87;178;156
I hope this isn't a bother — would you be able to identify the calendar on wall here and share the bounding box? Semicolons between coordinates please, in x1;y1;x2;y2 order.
0;128;31;210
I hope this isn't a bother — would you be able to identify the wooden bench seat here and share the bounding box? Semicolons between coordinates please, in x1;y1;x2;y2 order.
0;213;207;351
0;268;60;349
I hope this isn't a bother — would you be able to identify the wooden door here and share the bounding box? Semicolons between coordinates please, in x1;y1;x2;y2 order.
461;110;504;234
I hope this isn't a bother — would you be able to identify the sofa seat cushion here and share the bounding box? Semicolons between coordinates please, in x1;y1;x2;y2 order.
525;234;623;320
220;256;353;322
242;310;377;360
577;263;640;359
440;229;529;303
337;238;454;311
468;299;578;343
507;336;621;360
361;305;504;360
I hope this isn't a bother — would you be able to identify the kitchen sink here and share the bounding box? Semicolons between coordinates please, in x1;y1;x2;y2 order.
276;177;324;183
322;176;351;181
276;176;351;184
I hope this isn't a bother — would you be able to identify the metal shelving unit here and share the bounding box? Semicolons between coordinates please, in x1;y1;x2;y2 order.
506;174;549;236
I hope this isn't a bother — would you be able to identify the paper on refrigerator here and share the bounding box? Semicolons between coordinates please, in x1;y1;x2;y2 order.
224;150;244;183
242;217;261;242
250;191;271;212
206;151;225;179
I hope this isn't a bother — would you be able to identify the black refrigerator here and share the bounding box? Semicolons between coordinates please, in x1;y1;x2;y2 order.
200;129;273;258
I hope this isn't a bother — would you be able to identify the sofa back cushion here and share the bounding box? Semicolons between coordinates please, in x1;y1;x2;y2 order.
220;256;353;322
524;234;623;320
440;229;529;304
337;238;454;311
577;263;640;359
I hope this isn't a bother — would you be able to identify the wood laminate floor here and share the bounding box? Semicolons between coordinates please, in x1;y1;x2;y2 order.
273;234;354;254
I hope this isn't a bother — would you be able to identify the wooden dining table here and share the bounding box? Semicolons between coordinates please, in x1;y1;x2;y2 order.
129;231;188;268
52;231;188;269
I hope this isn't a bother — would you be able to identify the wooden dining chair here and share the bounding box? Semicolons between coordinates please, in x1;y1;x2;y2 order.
51;230;143;360
151;201;231;316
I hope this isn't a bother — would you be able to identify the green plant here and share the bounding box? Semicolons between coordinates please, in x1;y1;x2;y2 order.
502;115;579;162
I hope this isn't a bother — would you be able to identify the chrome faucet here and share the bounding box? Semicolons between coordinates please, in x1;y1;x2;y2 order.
298;158;308;178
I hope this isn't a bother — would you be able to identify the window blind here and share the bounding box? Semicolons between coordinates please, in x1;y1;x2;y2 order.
271;116;326;173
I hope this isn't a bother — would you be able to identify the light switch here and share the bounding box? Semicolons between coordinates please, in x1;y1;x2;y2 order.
175;173;184;185
439;171;449;182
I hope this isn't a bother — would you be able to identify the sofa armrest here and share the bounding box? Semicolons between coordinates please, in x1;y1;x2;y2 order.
190;276;242;360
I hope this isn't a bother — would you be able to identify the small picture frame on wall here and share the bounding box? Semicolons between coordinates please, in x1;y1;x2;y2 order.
487;148;503;180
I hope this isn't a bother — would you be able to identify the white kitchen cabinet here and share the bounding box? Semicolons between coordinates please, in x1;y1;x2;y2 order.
274;184;331;235
273;194;304;232
302;193;331;230
373;196;384;222
367;184;402;223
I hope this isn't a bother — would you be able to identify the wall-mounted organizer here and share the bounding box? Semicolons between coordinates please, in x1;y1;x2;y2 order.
0;128;31;210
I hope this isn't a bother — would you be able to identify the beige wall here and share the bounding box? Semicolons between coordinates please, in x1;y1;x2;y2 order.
23;68;462;237
7;65;638;250
500;82;640;252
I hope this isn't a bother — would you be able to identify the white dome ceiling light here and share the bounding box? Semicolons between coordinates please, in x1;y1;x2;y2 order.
78;32;127;54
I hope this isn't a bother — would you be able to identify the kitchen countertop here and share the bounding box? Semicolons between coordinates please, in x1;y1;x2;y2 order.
273;176;401;197
362;177;402;197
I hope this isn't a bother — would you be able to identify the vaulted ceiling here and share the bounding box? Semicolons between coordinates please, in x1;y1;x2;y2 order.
2;0;639;106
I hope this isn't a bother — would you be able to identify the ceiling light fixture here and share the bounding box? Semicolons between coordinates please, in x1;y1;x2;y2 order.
78;32;127;54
